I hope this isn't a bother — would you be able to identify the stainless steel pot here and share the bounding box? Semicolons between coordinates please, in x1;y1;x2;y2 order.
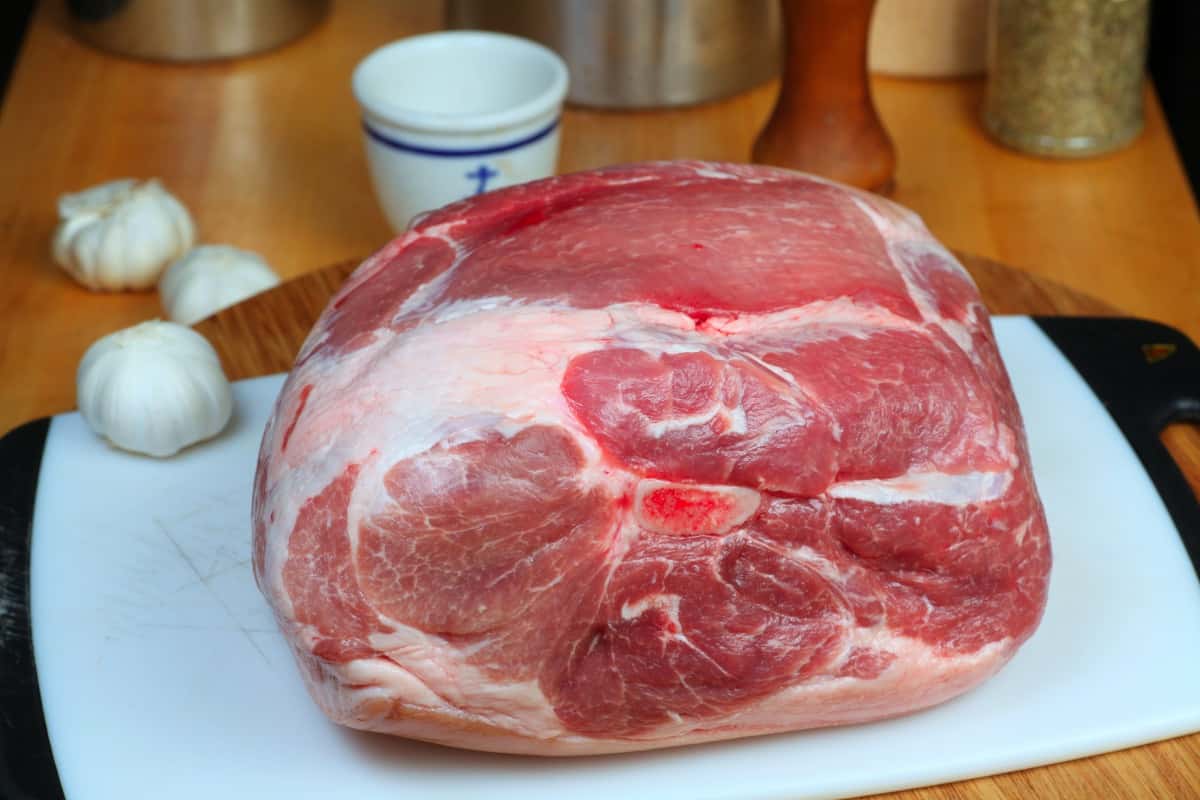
446;0;781;109
66;0;330;62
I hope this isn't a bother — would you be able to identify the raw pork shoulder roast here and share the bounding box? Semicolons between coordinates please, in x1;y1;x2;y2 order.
253;161;1051;755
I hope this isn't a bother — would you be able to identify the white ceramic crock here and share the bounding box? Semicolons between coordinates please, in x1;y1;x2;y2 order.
353;31;569;231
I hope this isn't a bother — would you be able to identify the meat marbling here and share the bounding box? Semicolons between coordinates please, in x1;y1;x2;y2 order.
253;161;1050;755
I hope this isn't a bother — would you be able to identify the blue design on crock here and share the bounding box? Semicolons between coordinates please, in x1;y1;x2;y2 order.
466;164;499;194
363;117;559;157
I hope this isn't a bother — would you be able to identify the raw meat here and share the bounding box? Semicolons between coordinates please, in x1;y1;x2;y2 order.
253;161;1050;755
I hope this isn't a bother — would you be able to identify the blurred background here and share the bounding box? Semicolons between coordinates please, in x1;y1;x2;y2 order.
1148;2;1198;191
1;1;1196;190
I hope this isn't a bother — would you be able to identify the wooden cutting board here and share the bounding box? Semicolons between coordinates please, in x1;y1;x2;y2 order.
191;253;1200;800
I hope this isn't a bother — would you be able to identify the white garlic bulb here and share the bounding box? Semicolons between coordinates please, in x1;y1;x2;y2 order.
159;245;281;325
53;179;195;291
77;321;234;458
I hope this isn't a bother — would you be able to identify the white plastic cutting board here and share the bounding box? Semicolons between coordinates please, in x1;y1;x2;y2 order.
28;316;1200;800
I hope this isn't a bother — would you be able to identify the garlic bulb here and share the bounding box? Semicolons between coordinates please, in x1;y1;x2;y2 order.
159;245;281;325
77;321;233;458
53;179;195;291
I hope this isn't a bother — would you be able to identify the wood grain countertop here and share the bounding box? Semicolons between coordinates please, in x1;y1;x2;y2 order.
0;1;1198;798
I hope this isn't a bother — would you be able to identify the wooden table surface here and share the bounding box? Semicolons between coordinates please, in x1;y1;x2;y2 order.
1;1;1198;798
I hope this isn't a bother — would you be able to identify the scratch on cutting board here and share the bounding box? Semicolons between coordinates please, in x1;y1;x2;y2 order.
153;517;273;668
152;502;249;584
155;485;247;524
180;557;253;588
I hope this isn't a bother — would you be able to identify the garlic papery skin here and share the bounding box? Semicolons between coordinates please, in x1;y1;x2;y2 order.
159;245;281;325
77;321;234;458
53;179;196;291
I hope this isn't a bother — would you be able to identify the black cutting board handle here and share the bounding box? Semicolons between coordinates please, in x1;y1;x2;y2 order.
1035;316;1200;574
0;418;63;800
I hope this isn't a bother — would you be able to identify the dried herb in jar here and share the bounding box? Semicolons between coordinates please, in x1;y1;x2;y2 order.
983;0;1150;158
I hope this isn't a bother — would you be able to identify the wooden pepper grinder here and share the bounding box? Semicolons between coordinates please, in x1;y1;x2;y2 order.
753;0;896;193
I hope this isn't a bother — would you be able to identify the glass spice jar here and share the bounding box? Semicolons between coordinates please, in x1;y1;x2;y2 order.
982;0;1150;158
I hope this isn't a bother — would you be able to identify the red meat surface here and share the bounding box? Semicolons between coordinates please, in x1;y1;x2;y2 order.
253;162;1050;755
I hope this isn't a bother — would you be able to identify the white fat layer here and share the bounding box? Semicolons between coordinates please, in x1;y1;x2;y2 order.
620;593;682;623
1013;517;1033;547
785;544;849;584
828;470;1012;505
702;297;921;337
321;635;565;738
727;403;748;434
642;400;735;437
394;266;462;320
851;196;977;355
686;163;767;183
